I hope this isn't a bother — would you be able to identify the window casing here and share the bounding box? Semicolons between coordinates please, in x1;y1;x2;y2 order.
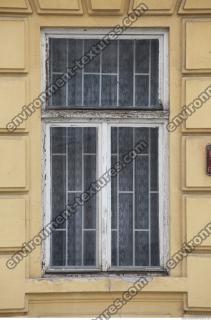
42;29;168;273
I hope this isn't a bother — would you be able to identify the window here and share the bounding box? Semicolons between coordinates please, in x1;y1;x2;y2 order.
43;29;168;273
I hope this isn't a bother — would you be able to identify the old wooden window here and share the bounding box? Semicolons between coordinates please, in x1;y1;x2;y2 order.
42;29;168;273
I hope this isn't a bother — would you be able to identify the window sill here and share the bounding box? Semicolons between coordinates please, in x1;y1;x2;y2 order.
45;266;167;275
25;276;188;294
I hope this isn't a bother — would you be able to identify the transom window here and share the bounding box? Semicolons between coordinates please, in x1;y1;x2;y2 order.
48;38;159;108
43;29;168;273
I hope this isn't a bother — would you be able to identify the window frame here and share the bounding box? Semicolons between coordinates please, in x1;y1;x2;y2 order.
41;28;169;274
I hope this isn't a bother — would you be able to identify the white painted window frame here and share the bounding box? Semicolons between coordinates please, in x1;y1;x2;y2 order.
41;28;169;274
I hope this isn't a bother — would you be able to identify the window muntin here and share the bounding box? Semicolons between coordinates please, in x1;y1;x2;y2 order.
48;38;159;109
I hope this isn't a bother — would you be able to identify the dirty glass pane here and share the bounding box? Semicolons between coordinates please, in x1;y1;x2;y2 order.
111;155;117;230
84;231;96;266
51;231;66;266
84;74;100;107
68;127;82;192
51;74;67;107
151;193;160;266
84;39;100;73
101;75;117;107
135;40;150;74
135;155;149;230
51;128;66;229
102;41;117;73
68;39;83;106
84;155;96;229
49;38;67;73
50;127;97;268
119;193;133;266
68;193;82;266
119;127;133;191
151;39;159;107
135;231;149;266
119;40;134;107
112;231;117;266
135;75;149;107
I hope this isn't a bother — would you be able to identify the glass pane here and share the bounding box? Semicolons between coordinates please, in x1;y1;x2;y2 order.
101;75;117;107
68;127;82;192
49;38;67;73
84;74;100;107
51;74;67;107
119;127;133;191
68;193;82;266
119;193;133;266
111;127;160;268
135;40;150;74
119;40;134;107
135;128;149;153
135;75;149;107
84;155;96;229
102;41;117;73
68;39;83;106
135;155;149;229
50;127;97;268
111;127;117;154
68;39;83;66
84;231;96;266
84;39;100;73
150;128;159;191
51;231;66;266
151;40;159;107
51;127;66;154
51;134;66;229
150;193;160;266
112;230;117;266
111;155;117;230
135;231;149;266
83;127;96;153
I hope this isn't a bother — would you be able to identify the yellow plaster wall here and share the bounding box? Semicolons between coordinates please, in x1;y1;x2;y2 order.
0;77;26;130
184;136;211;189
34;0;83;14
184;78;211;129
0;255;25;310
187;256;211;308
185;0;211;9
0;19;27;72
0;137;27;190
185;20;211;71
0;198;26;248
185;196;211;246
0;0;32;13
132;0;177;14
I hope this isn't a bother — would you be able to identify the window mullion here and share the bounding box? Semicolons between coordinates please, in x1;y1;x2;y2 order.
100;122;111;271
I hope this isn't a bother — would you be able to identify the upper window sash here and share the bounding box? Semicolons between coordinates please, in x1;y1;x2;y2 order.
42;29;168;112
